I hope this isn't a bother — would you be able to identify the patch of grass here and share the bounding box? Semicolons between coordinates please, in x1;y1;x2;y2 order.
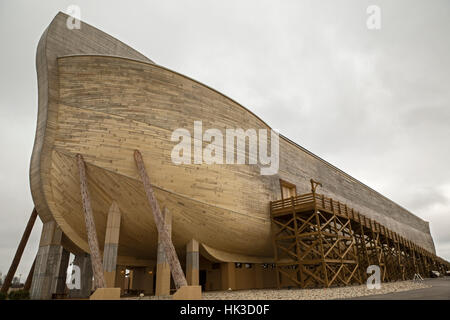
8;290;30;300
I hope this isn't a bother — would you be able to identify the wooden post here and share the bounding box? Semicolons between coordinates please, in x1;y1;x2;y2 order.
1;208;38;294
310;179;322;195
24;257;36;292
103;202;121;288
186;239;199;285
76;154;106;289
155;207;172;296
315;209;329;287
220;262;236;290
133;150;187;289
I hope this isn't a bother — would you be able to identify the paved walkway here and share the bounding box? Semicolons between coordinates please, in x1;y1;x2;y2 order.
349;277;450;300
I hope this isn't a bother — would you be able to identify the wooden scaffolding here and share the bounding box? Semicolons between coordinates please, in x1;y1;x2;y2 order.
270;180;450;288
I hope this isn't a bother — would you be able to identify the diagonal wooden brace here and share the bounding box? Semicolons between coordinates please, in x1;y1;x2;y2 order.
1;208;38;294
134;150;188;289
77;154;106;289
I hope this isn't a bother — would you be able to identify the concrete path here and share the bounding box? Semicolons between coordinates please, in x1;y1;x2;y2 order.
349;277;450;300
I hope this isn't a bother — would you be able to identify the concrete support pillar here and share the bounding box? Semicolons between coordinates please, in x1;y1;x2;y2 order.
155;208;172;296
68;253;93;298
221;262;236;290
186;239;199;285
103;202;121;288
30;220;63;299
54;248;70;295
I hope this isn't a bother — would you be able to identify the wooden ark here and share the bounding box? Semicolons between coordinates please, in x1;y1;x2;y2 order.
30;12;437;272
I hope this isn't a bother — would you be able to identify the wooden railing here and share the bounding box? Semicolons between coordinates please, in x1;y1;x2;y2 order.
271;193;365;220
270;193;315;212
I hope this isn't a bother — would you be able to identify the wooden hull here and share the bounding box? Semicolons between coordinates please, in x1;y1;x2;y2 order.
47;53;279;259
30;13;436;264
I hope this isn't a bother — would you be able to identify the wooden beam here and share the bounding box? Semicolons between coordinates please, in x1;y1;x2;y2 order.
103;201;121;288
1;208;38;294
23;257;36;291
76;154;106;289
134;150;187;289
155;207;172;296
186;239;199;286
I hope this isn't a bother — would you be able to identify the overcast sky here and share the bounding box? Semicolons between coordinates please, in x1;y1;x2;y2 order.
0;0;449;278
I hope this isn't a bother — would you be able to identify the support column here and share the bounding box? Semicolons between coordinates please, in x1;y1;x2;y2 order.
77;154;106;289
133;150;187;289
155;207;172;296
30;220;63;299
68;253;93;298
54;248;70;295
103;202;121;288
186;239;199;286
135;150;200;300
1;208;38;294
221;262;236;290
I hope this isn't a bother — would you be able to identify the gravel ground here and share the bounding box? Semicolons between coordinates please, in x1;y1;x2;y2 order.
126;280;431;300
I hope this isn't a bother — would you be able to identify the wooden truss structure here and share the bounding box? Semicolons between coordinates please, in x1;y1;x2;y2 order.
271;181;450;288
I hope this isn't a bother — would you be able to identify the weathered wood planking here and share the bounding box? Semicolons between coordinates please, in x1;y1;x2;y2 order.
31;11;152;227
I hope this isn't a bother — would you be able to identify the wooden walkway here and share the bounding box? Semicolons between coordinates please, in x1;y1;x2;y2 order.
270;190;450;288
